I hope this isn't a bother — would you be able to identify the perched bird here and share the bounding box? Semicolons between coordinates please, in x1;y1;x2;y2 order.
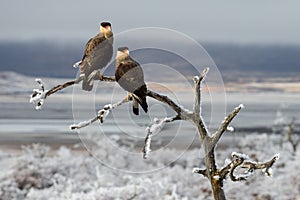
74;22;113;91
115;47;148;115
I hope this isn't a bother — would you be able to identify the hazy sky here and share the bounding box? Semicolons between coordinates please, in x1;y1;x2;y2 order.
1;0;299;44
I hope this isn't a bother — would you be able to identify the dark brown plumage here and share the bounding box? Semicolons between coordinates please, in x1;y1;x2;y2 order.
79;22;113;91
115;47;148;115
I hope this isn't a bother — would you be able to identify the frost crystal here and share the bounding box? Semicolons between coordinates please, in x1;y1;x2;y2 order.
231;152;249;160
69;119;93;130
274;153;280;160
238;104;245;109
98;108;110;124
193;76;200;82
143;118;168;159
29;78;49;110
192;168;201;173
227;126;234;132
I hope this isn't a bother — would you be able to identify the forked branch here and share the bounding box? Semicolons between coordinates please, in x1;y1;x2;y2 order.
211;104;244;146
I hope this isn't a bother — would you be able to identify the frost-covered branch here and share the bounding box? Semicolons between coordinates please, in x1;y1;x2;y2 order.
241;154;280;176
30;72;115;110
69;96;130;130
219;152;280;182
143;116;179;159
29;79;49;110
193;67;209;116
211;104;244;146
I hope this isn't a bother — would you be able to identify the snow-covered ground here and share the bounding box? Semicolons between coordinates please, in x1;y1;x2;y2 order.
0;133;299;200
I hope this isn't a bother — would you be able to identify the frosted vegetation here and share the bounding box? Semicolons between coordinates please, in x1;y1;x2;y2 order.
0;133;298;200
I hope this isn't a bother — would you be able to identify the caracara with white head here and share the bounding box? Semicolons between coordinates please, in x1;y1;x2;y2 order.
75;22;113;91
115;47;148;115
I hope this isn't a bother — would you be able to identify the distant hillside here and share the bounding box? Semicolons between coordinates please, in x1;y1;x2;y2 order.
0;41;299;80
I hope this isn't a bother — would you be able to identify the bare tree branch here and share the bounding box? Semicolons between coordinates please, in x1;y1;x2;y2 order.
193;67;209;116
30;73;115;110
219;152;280;182
241;154;280;176
70;96;130;130
146;90;187;116
211;104;244;146
46;77;83;97
96;73;116;82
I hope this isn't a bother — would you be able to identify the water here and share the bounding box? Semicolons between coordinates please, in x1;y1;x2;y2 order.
0;92;299;146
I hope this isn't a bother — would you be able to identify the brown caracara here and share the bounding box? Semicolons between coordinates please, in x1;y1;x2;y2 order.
75;22;113;91
115;47;148;115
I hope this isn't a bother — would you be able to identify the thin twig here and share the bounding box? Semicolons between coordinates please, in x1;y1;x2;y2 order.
70;96;130;129
194;67;209;116
143;116;179;159
46;77;83;97
211;104;244;146
193;168;208;177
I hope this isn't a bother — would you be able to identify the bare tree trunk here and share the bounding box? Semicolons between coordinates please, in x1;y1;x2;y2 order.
205;147;226;200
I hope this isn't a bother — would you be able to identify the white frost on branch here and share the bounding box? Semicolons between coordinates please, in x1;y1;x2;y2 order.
97;104;112;124
69;119;95;130
143;117;174;159
70;96;130;130
29;78;49;110
227;126;234;132
238;104;245;109
70;104;113;130
231;152;250;160
193;76;200;82
192;167;202;174
273;153;280;160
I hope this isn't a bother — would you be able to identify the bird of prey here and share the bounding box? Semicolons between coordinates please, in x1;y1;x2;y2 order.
115;47;148;115
74;22;113;91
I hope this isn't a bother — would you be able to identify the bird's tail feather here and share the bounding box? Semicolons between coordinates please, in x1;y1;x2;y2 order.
82;70;99;91
82;77;93;91
132;98;139;115
133;94;148;114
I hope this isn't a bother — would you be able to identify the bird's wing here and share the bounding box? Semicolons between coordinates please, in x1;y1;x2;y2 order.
80;33;112;75
116;59;145;93
82;33;106;61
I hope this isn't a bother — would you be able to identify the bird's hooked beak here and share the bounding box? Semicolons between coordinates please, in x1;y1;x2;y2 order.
100;25;112;33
